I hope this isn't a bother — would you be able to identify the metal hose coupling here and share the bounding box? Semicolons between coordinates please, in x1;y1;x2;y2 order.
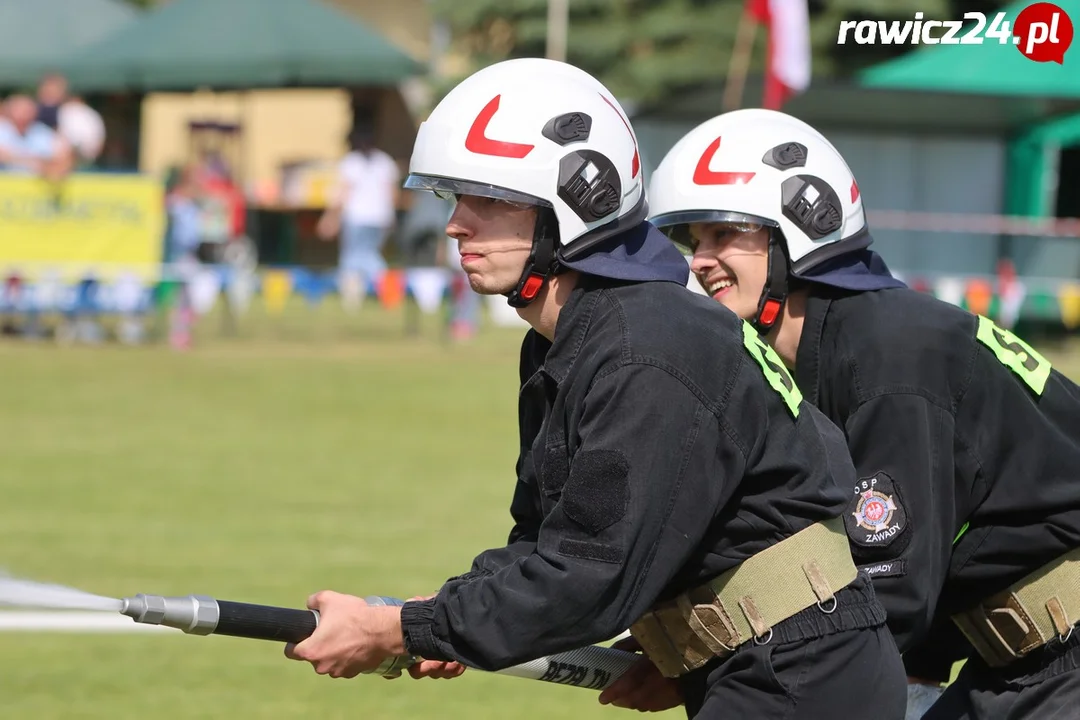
363;595;418;678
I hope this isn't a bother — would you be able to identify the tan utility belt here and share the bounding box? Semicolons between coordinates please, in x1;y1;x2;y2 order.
628;516;859;678
952;547;1080;668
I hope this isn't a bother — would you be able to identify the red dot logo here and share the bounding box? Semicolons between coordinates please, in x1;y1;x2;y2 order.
1013;2;1074;64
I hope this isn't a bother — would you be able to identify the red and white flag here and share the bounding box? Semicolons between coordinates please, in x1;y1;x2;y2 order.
748;0;812;109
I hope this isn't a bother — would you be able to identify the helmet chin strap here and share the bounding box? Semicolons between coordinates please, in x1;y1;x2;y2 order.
505;208;560;309
751;230;790;335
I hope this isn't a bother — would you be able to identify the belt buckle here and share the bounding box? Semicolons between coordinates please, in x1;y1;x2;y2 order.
963;591;1044;667
985;591;1044;656
629;608;697;679
629;595;741;680
688;601;739;656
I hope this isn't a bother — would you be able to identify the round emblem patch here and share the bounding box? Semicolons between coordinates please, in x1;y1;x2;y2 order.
842;472;908;550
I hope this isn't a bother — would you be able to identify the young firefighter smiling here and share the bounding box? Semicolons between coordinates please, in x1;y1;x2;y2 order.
283;60;906;719
604;107;1080;719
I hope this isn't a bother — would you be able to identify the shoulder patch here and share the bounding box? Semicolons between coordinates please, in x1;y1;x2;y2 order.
975;315;1051;396
741;320;802;418
844;472;908;550
562;449;629;535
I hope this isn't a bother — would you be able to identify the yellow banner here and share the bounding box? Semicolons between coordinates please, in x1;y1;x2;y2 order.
0;172;165;281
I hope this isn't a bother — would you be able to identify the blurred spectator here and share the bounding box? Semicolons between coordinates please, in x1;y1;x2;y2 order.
196;152;247;245
163;164;205;350
164;164;204;265
58;95;106;168
35;73;68;131
0;94;73;179
317;128;400;284
31;73;104;172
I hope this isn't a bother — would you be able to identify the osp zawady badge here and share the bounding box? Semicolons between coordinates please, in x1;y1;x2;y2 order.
843;472;907;550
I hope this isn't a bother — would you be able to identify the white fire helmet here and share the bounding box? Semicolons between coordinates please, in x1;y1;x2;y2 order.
405;58;648;306
647;109;871;329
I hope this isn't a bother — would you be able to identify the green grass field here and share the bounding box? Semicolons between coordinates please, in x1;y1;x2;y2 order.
2;302;1078;718
0;302;662;719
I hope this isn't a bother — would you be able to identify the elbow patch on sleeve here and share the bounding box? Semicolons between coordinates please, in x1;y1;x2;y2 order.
562;449;630;535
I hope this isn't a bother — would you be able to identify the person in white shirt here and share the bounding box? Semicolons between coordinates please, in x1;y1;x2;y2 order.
58;96;105;168
318;129;400;286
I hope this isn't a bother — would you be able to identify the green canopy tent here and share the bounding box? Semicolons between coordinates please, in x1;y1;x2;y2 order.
858;0;1080;219
0;0;139;89
60;0;425;92
858;0;1080;281
859;0;1080;99
54;0;427;182
1000;113;1080;279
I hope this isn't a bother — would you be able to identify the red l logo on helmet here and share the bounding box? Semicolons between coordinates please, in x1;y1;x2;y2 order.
465;95;535;159
693;136;755;185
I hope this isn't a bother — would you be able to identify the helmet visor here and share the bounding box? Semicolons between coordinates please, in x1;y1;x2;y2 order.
404;174;552;209
651;210;777;255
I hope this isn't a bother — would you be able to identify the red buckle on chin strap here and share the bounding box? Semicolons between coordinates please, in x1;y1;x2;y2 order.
521;273;545;301
758;298;782;328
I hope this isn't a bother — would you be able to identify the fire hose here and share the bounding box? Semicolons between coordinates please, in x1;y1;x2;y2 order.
119;592;640;690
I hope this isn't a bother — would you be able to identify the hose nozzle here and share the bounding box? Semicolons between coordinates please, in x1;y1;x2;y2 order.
120;593;318;644
120;593;219;635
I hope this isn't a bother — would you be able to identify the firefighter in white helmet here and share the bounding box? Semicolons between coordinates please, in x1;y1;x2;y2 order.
600;107;1080;720
285;63;905;720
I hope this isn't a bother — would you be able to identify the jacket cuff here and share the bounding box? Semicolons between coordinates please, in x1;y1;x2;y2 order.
400;598;450;661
